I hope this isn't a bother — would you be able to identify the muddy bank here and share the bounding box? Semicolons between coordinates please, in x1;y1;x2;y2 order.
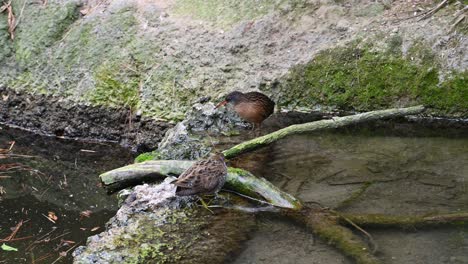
0;86;172;151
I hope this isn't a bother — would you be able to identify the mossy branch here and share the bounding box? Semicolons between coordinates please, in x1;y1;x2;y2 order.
100;160;302;210
222;105;425;159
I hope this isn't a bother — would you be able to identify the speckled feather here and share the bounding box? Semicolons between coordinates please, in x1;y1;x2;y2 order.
174;153;227;196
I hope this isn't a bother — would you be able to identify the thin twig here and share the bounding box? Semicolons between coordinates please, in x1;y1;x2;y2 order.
222;189;276;207
4;220;23;241
418;0;449;21
13;0;27;29
41;213;56;224
450;14;465;32
26;228;57;250
339;214;378;253
50;231;71;242
50;241;81;264
0;235;33;242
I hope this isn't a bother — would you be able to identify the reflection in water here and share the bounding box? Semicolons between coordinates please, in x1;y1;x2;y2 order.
0;127;134;264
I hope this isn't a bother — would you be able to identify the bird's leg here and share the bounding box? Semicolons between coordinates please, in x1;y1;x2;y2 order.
198;196;214;214
254;123;261;137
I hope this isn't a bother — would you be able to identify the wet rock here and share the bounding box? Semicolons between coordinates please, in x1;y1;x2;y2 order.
73;178;255;264
156;102;249;160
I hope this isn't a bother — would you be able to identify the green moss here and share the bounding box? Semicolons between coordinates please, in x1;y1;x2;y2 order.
273;41;467;116
172;0;309;28
422;71;468;112
87;63;140;110
0;12;13;60
13;1;80;64
135;151;162;163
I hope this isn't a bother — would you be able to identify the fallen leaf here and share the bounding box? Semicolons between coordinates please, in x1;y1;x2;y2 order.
2;94;8;101
1;243;18;251
59;251;67;257
90;226;100;232
48;211;58;221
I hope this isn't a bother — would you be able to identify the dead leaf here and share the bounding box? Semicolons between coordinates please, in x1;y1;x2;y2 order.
48;211;58;221
2;94;8;101
90;226;100;232
59;251;67;257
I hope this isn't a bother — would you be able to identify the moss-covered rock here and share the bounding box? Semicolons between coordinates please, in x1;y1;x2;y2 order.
73;181;255;264
271;42;467;116
172;0;310;28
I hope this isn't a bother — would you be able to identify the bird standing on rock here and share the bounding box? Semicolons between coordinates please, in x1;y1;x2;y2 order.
216;91;275;130
174;153;227;196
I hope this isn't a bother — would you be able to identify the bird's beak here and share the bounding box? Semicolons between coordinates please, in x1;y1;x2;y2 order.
215;100;228;109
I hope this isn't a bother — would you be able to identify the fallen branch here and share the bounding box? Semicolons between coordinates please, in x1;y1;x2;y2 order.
100;160;302;210
222;105;425;159
418;0;449;21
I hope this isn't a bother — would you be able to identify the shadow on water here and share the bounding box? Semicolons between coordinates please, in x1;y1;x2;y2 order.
228;118;468;264
0;127;134;264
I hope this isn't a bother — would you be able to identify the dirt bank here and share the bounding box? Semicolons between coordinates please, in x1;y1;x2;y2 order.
0;86;171;151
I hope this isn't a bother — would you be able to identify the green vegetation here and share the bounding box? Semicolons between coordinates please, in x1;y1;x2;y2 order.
134;151;161;163
273;41;467;116
172;0;310;27
87;63;140;110
12;1;80;64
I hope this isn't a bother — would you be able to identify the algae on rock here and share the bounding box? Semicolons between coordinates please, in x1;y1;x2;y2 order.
73;180;255;264
271;42;467;116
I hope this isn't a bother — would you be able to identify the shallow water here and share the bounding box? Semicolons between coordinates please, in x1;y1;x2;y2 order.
0;127;134;263
1;120;467;264
230;121;468;264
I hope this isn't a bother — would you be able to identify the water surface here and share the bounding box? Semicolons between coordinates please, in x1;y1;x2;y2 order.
0;127;134;263
230;121;468;264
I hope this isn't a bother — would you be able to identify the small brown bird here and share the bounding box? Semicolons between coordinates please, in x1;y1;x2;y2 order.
216;91;275;130
174;153;227;196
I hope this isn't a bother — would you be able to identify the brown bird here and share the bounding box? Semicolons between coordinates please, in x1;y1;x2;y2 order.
174;153;227;196
216;91;275;130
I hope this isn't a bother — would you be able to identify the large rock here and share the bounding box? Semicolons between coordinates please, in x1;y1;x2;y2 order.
73;178;255;264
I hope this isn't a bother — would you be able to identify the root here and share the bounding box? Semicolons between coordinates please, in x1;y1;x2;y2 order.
338;212;468;229
284;207;380;264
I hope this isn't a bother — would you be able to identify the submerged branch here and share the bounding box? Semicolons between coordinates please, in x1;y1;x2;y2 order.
339;212;468;228
222;105;425;159
284;207;380;264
